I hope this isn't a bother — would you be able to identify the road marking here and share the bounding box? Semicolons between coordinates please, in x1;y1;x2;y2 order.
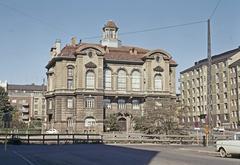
12;150;36;165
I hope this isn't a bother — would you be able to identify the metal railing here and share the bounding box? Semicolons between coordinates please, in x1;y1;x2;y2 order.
102;133;233;145
0;134;103;144
0;133;233;145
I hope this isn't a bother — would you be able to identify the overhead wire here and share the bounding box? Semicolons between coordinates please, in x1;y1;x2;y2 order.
209;0;222;19
82;20;207;40
0;1;71;37
0;1;221;40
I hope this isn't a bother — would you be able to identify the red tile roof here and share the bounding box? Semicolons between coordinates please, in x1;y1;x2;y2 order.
104;20;118;29
54;43;177;65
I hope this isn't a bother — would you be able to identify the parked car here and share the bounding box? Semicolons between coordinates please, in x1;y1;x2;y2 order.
46;129;59;134
216;132;240;158
213;127;225;132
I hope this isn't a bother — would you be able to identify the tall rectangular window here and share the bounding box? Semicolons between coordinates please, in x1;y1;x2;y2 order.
132;71;140;91
154;74;162;91
67;79;73;89
67;66;74;89
48;100;53;109
85;97;94;108
67;118;73;127
118;99;125;110
67;98;73;109
118;70;126;91
104;69;112;90
86;71;95;89
132;99;140;110
67;68;73;77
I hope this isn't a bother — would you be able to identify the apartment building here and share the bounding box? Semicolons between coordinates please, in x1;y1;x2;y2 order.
229;59;240;129
180;48;240;130
7;84;46;123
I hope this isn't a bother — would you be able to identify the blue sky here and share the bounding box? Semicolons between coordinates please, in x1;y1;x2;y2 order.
0;0;239;90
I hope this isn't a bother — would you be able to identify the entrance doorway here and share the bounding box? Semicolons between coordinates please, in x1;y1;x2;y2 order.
117;117;127;131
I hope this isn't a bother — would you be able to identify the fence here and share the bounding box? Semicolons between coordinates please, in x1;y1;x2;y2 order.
102;133;234;144
0;133;233;145
0;134;103;144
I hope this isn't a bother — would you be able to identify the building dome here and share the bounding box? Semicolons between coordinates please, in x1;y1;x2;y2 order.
103;20;118;31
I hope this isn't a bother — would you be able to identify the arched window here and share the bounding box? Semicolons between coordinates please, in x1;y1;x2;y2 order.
104;69;112;89
118;70;126;91
86;71;95;89
132;70;140;91
85;117;96;127
155;74;162;91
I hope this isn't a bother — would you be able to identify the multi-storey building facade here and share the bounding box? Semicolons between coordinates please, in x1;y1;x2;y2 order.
7;84;46;123
45;20;177;133
229;59;240;129
180;48;240;130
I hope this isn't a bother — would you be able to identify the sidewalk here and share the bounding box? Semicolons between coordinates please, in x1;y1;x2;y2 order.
178;145;217;155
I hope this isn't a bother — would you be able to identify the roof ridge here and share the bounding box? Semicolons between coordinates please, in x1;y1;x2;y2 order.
181;47;240;74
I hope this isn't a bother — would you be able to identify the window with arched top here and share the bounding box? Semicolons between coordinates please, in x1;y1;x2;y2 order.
85;117;96;127
86;71;95;89
104;69;112;90
154;74;162;91
118;70;126;91
132;70;140;91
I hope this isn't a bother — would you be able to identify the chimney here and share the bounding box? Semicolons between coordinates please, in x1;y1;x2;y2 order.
50;46;56;58
55;39;61;55
71;37;77;46
130;48;137;55
104;45;109;53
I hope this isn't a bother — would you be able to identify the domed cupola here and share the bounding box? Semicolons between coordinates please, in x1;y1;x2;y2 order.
100;20;121;47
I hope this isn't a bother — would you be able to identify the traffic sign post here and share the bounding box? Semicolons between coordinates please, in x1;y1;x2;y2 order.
204;125;209;147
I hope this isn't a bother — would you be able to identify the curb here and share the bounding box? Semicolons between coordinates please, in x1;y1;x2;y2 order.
178;148;217;154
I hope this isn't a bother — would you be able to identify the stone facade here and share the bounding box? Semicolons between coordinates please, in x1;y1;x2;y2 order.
45;20;177;133
180;48;240;130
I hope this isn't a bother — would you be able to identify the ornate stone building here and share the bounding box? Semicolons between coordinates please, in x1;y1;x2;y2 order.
45;20;177;133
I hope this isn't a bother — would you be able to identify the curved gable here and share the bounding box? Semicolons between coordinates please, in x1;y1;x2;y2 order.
143;49;172;60
75;44;105;55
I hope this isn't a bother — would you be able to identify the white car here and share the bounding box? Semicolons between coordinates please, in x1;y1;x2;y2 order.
213;127;225;132
216;132;240;158
46;129;59;134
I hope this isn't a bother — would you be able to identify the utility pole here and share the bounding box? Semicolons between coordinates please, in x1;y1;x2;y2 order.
206;19;212;146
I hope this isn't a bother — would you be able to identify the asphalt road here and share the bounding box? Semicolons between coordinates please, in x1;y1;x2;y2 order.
1;144;240;165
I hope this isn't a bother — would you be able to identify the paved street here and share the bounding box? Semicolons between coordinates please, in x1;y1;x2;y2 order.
1;144;240;165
